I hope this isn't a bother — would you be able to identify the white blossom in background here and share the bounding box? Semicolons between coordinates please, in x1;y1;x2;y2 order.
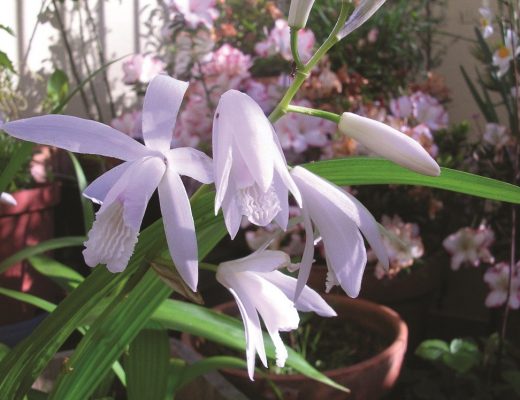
274;100;335;154
483;123;509;150
216;249;336;379
484;261;520;309
479;6;494;38
492;29;520;78
255;19;315;62
389;95;413;119
169;0;219;29
122;54;166;85
110;111;143;140
4;75;214;291
201;44;252;92
443;225;495;271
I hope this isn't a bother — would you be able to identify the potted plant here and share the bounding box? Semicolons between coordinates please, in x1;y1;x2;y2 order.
183;294;408;399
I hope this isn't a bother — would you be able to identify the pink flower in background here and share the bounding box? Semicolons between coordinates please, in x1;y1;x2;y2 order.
173;31;214;77
484;261;520;309
407;124;439;158
173;93;212;148
483;123;509;150
201;44;252;93
370;215;424;279
255;19;315;62
274;100;335;153
110;111;143;140
411;92;448;130
122;54;166;85
245;79;283;113
367;27;379;43
390;96;413;119
169;0;219;29
443;225;495;270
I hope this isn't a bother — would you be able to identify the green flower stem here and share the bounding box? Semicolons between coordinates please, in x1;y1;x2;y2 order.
290;28;305;70
269;0;350;124
286;105;341;123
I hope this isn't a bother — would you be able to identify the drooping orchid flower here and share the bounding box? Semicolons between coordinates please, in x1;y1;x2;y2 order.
212;90;302;239
290;166;388;299
216;248;336;379
3;75;213;291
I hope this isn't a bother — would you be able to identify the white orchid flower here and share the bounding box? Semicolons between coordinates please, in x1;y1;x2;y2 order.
0;192;17;207
288;0;315;29
3;75;213;291
479;7;494;39
337;0;387;40
339;112;441;176
492;29;520;78
290;166;389;299
213;90;302;239
216;248;336;380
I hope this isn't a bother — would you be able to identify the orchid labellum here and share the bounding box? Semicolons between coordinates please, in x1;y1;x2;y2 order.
4;75;213;291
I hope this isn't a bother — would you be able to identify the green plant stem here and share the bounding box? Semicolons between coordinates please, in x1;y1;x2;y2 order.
290;28;304;70
286;105;341;123
269;0;350;123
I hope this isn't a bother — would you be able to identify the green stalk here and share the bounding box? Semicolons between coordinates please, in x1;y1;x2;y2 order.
286;105;341;123
269;0;350;123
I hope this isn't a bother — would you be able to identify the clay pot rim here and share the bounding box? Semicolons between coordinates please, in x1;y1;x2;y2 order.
184;294;408;383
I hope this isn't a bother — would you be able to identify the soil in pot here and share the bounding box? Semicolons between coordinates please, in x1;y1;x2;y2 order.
184;295;408;400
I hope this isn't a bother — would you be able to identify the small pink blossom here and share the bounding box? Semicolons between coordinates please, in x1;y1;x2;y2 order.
110;111;143;140
274;100;335;154
443;225;495;271
407;124;439;158
169;0;219;29
201;44;252;93
484;261;520;309
367;28;379;43
411;92;448;131
245;79;284;113
483;123;509;150
255;19;315;62
370;215;424;279
122;54;166;85
390;96;413;119
173;93;212;148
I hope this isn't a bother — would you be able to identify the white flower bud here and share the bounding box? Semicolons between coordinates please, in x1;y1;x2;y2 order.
288;0;315;29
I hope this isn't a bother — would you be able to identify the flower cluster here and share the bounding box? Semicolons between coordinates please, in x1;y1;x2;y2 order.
442;225;495;271
484;261;520;310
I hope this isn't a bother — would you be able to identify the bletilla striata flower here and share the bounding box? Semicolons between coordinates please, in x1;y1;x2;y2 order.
288;0;315;29
213;90;301;238
337;0;387;40
339;112;441;176
290;166;389;299
216;248;336;379
4;75;213;291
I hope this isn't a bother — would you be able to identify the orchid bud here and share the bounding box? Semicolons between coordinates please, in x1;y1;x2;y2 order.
338;112;440;176
288;0;315;29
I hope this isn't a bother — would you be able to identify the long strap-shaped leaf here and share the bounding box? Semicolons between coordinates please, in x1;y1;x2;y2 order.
304;158;520;204
48;190;228;399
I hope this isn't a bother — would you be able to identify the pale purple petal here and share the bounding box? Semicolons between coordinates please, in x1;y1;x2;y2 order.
158;166;199;291
234;249;291;273
338;0;387;39
167;147;214;183
4;115;149;161
142;75;189;152
212;108;234;213
294;207;316;300
262;271;337;317
83;161;133;205
0;192;17;207
272;170;289;230
83;157;165;272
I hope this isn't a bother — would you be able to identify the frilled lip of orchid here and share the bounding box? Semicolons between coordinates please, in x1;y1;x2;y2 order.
3;74;214;292
290;166;389;300
216;248;336;380
212;90;302;239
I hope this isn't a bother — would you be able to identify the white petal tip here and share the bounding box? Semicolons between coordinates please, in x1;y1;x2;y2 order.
0;192;17;207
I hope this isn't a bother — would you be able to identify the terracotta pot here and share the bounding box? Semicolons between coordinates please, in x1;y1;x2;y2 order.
0;183;63;325
308;263;441;350
183;294;408;400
